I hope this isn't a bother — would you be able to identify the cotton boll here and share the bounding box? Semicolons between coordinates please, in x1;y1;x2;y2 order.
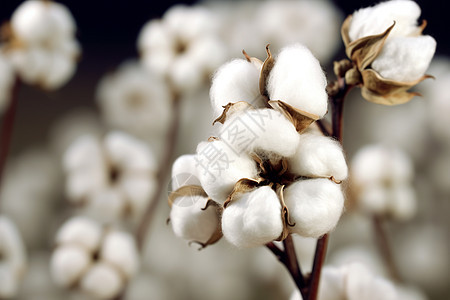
372;36;436;82
42;53;76;90
80;262;123;300
171;155;202;190
210;59;264;118
389;185;416;221
288;133;347;181
267;44;328;118
196;140;258;203
330;245;387;277
284;179;344;238
8;47;49;85
222;186;283;248
0;53;14;114
137;20;175;55
170;54;204;93
170;195;221;244
63;135;105;172
358;184;389;215
55;217;102;252
120;174;156;217
219;109;300;157
100;230;139;278
189;36;227;76
348;0;421;41
50;245;90;287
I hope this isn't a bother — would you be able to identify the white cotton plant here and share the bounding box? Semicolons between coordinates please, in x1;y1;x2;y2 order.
6;0;80;89
0;216;27;298
138;4;227;94
50;216;139;299
96;61;172;140
63;131;157;222
0;52;15;114
350;144;417;221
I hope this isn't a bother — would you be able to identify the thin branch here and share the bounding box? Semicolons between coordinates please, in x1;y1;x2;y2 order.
135;94;181;250
315;119;331;137
307;234;328;300
0;77;21;211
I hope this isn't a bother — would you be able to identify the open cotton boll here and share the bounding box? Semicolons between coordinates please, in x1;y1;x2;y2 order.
120;174;156;216
219;109;300;157
100;230;139;278
222;186;283;248
284;179;344;238
170;195;220;244
358;184;389;215
8;47;49;85
63;135;104;172
50;245;90;287
189;36;227;76
55;217;102;252
42;53;76;90
170;54;204;93
0;53;14;114
267;44;328;118
348;0;421;41
171;155;202;190
371;36;436;82
196;140;258;203
210;59;263;118
389;185;416;221
288;133;347;181
80;262;123;300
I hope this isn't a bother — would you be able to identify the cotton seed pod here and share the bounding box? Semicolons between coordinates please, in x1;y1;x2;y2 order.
222;186;283;248
219;108;300;158
287;132;348;181
284;179;344;238
79;262;124;300
50;245;91;287
267;44;328;118
196;140;258;203
55;216;102;252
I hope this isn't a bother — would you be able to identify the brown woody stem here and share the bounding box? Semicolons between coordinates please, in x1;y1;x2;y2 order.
0;77;20;211
135;94;181;250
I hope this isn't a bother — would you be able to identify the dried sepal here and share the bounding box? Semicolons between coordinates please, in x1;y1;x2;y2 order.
345;20;395;70
333;59;353;78
341;15;352;49
212;101;255;125
223;178;260;208
268;100;319;133
360;69;432;105
275;184;294;242
242;49;263;68
168;185;208;207
259;44;274;98
190;200;224;250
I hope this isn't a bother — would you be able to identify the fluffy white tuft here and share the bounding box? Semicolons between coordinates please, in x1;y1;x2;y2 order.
219;108;300;157
222;186;283;248
372;35;436;82
50;245;90;287
171;154;202;190
196;140;258;203
80;262;124;300
210;59;264;118
358;184;389;215
284;179;344;238
388;185;417;221
170;195;221;244
55;216;102;252
101;230;139;278
288;132;347;181
267;44;328;117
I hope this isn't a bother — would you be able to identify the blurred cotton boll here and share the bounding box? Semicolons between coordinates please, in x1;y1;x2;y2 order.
6;0;80;89
51;216;139;299
0;52;15;114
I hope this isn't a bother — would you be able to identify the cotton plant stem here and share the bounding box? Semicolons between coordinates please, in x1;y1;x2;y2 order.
136;94;181;250
0;77;20;211
372;215;401;282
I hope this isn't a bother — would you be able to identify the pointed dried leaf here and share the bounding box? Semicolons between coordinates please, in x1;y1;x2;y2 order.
242;49;263;68
361;87;418;106
259;44;274;97
346;22;395;70
223;178;260;208
341;15;352;49
268;100;319;133
212;101;255;125
168;185;208;207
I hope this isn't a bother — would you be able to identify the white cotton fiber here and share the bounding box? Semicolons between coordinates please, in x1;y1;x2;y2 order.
348;0;421;41
358;184;388;215
219;108;300;157
101;230;139;278
210;59;264;118
288;132;347;181
196;140;258;203
171;154;202;190
120;174;156;216
222;186;283;248
267;44;328;118
318;266;346;300
55;216;102;252
42;53;76;90
284;179;344;238
389;185;416;221
170;195;220;244
50;245;90;287
372;36;436;82
80;262;123;300
170;53;204;93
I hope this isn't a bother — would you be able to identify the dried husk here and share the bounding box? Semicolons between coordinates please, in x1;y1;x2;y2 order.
212;101;255;125
268;100;319;133
275;185;293;242
223;178;260;208
259;44;274;98
168;185;208;207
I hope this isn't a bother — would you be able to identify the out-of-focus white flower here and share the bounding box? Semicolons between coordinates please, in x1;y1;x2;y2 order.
138;4;227;93
290;263;397;300
0;216;27;298
4;0;80;89
351;144;417;221
50;216;139;299
63;131;157;221
96;61;172;139
342;0;435;105
0;52;15;114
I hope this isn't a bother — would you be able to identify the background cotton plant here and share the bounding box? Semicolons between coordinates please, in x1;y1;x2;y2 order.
0;0;448;299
